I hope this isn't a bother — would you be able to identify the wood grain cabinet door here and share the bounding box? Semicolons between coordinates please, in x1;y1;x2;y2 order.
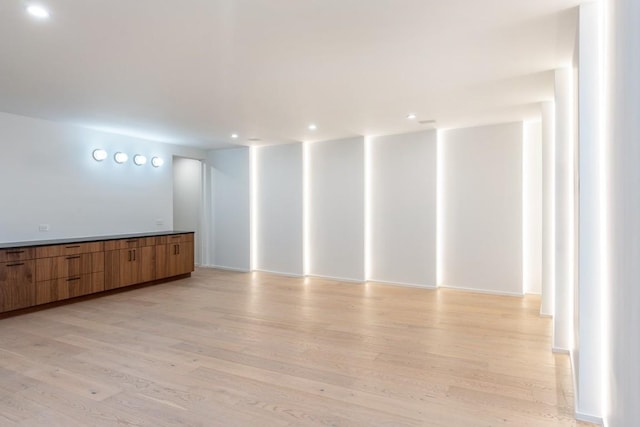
155;244;169;279
139;245;156;283
165;242;195;276
0;260;36;312
119;248;140;287
167;243;182;277
180;242;194;274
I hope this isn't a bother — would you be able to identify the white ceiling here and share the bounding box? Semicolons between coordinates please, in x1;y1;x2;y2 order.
0;0;580;149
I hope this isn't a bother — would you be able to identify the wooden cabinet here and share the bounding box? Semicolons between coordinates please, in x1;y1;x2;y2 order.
36;272;105;305
1;232;194;314
0;248;35;263
156;233;194;279
34;243;105;305
105;238;157;290
0;260;35;312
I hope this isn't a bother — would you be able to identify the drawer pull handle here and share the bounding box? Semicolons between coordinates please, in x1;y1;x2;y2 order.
132;249;136;261
65;245;81;249
6;263;24;267
66;256;81;260
6;250;25;254
128;250;132;262
67;277;81;282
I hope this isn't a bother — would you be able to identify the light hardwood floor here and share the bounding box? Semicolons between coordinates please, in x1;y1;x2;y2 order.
0;268;594;426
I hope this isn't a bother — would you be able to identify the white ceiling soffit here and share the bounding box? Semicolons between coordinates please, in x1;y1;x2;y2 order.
0;0;580;148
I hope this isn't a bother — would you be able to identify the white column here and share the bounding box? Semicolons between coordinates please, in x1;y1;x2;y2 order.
605;0;640;425
553;68;575;352
540;101;555;317
523;121;542;295
574;2;604;423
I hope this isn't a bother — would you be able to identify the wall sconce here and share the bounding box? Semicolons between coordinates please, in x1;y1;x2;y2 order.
133;154;147;166
151;157;164;167
92;149;108;161
114;152;128;164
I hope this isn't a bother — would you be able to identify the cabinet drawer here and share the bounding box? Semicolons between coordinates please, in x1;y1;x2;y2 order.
0;247;35;263
35;253;99;281
104;237;155;250
36;272;105;305
35;242;104;258
157;233;193;244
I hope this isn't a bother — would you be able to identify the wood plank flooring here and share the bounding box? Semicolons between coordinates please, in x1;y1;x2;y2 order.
0;268;594;426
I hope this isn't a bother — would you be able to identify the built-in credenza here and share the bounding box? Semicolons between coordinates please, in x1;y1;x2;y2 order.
0;231;194;314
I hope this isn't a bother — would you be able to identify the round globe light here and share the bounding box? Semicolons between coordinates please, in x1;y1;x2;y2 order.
92;149;108;161
114;152;128;164
133;154;147;166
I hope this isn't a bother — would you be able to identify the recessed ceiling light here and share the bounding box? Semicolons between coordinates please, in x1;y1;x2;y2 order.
231;133;239;139
308;124;317;131
407;113;417;120
26;5;50;19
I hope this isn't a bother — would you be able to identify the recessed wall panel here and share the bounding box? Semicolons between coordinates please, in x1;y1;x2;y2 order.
369;131;437;287
441;123;523;295
308;137;365;281
255;143;304;276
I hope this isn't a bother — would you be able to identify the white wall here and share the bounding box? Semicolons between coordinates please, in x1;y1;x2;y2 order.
541;101;556;316
606;0;640;425
254;143;304;276
207;147;251;271
523;121;543;295
368;131;437;287
553;68;575;352
0;112;205;243
173;157;203;265
308;137;365;281
440;122;523;295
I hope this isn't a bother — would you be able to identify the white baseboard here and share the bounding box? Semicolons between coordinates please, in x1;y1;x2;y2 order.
306;274;364;284
200;264;250;273
570;349;604;425
552;347;570;354
575;412;603;425
539;312;553;318
367;279;436;290
438;285;524;297
253;268;304;278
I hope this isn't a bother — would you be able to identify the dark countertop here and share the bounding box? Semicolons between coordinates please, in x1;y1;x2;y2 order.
0;231;195;250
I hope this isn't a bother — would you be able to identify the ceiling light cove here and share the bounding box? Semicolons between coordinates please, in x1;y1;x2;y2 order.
308;124;317;131
26;4;50;19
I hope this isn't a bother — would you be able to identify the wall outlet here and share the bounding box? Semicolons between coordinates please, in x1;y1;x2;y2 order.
38;224;50;232
156;219;164;226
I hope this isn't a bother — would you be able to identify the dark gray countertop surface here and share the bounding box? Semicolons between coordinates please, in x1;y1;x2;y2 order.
0;231;194;250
